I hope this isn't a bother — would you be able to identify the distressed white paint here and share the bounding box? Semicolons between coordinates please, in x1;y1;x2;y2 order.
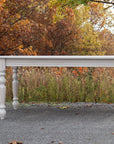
0;56;114;120
12;67;19;110
0;59;6;120
3;56;114;67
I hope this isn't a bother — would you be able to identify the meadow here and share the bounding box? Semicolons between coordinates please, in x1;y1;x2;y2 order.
6;67;114;103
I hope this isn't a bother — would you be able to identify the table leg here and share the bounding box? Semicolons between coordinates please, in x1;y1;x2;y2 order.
12;67;19;110
0;59;6;120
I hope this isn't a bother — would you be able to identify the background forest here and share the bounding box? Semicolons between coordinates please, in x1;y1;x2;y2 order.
0;0;114;103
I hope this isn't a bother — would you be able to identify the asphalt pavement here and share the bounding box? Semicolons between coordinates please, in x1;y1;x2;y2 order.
0;102;114;144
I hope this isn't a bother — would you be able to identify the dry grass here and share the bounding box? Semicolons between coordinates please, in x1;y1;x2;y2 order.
6;67;114;103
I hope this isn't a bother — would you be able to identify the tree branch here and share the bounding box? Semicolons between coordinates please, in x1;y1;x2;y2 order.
92;1;114;5
0;4;39;38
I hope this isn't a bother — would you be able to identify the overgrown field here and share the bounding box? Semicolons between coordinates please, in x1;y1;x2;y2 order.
6;67;114;103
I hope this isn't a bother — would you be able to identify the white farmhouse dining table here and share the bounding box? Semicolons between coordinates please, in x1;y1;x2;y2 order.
0;56;114;120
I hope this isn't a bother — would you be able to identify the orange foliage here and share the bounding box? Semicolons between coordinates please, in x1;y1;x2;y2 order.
0;0;5;12
0;0;113;56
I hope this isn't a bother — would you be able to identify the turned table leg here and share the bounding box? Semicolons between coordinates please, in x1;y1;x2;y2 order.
12;67;19;110
0;59;6;120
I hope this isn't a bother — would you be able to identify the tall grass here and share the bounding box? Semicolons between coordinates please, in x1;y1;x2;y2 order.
6;67;114;103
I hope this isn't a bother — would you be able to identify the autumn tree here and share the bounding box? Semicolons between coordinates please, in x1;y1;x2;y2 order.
0;0;80;55
99;29;114;55
50;0;114;8
0;0;113;55
0;0;49;55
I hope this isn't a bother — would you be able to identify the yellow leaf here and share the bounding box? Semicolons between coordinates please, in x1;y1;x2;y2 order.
59;106;69;109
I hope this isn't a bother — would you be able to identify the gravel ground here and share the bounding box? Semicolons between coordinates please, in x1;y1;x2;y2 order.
0;102;114;144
